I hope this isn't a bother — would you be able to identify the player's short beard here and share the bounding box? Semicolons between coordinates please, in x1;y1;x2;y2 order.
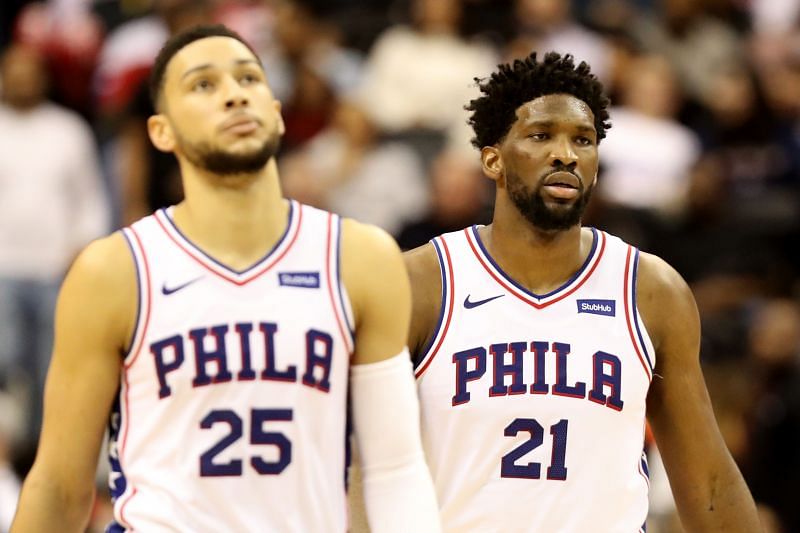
179;132;281;175
506;170;593;231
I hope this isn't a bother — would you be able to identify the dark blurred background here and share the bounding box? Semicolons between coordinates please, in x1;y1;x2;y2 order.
0;0;798;531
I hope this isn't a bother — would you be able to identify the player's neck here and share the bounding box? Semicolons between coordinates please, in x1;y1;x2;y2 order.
483;206;590;295
171;160;289;270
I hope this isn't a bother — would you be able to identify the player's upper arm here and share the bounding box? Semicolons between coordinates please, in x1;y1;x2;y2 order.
341;219;411;365
638;253;721;502
637;252;703;418
31;232;136;489
403;243;442;362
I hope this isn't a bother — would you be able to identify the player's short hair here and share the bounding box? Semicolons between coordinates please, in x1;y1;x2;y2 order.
466;51;611;149
149;24;260;109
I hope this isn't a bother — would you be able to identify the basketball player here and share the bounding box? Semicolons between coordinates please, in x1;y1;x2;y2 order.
12;25;440;532
405;52;761;532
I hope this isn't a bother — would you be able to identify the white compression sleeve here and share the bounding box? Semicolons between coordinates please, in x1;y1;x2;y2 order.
350;349;441;533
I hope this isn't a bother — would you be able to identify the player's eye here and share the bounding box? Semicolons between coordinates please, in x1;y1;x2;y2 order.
240;73;259;85
575;136;593;146
528;133;548;141
192;79;213;92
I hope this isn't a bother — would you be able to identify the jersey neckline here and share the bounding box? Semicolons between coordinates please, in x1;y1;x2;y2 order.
466;225;606;309
154;199;302;286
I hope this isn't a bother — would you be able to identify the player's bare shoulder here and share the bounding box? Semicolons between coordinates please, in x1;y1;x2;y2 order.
403;242;443;359
339;217;408;297
635;251;700;353
339;217;412;365
63;231;138;350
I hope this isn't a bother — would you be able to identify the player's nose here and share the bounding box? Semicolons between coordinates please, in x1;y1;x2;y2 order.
548;136;578;167
221;76;249;109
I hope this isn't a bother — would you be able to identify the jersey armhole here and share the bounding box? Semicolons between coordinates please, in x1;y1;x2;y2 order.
120;227;152;366
327;214;355;355
414;236;454;378
624;246;655;381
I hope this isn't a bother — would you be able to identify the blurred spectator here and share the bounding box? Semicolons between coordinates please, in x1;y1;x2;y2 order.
281;99;429;235
357;0;496;152
280;59;337;153
653;156;771;360
597;53;700;217
267;0;365;152
0;43;109;442
687;61;799;229
397;149;491;250
630;0;742;103
12;1;104;117
506;0;613;83
265;0;364;104
744;298;800;532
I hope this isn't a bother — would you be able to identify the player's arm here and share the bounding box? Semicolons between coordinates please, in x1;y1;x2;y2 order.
639;253;761;532
403;243;443;363
12;233;136;532
342;219;441;533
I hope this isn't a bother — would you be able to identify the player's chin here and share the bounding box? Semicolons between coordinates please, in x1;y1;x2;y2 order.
543;198;579;211
221;138;267;156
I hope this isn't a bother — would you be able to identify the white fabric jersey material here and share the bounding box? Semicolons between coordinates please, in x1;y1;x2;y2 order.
109;201;355;532
415;226;655;533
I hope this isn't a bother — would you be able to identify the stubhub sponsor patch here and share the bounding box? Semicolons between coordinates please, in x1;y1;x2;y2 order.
279;272;320;288
576;299;615;317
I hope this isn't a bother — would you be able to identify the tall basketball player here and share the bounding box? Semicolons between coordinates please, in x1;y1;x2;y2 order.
405;52;760;532
13;25;440;532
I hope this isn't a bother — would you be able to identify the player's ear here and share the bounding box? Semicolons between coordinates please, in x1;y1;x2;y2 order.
148;114;176;153
481;146;504;186
273;99;285;136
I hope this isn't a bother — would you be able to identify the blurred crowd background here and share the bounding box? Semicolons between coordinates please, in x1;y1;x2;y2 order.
0;0;799;531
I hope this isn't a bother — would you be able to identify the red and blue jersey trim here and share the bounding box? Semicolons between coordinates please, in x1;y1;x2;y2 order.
325;213;355;356
466;226;606;310
120;227;152;368
624;246;654;381
415;237;455;378
154;200;302;286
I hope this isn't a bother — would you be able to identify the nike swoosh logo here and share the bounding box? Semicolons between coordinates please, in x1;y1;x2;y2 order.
463;294;504;309
161;277;202;296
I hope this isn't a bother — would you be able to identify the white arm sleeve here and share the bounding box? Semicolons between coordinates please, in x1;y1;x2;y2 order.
350;349;441;533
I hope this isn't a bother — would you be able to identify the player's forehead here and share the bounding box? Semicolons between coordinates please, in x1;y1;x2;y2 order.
165;36;261;86
513;93;596;131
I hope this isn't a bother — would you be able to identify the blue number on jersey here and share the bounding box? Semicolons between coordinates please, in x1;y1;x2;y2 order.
199;408;293;477
500;418;569;480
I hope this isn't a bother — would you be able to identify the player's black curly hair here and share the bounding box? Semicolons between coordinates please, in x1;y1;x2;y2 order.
466;51;611;149
149;24;259;110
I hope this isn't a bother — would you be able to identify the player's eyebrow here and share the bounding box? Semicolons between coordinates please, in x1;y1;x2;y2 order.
524;120;555;129
180;59;260;81
522;120;596;133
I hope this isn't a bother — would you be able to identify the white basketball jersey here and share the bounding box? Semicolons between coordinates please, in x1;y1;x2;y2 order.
416;226;655;533
107;201;354;532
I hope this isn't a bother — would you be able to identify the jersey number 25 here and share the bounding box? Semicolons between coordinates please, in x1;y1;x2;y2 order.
199;408;293;477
